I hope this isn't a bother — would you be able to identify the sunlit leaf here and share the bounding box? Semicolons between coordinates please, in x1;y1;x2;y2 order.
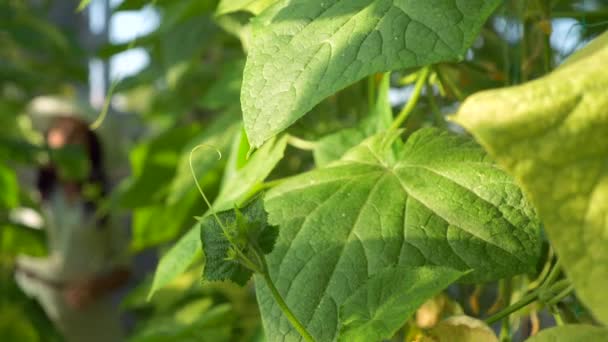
257;128;540;341
453;36;608;324
241;0;501;147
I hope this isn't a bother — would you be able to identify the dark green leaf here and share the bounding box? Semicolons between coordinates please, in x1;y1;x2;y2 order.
200;198;278;285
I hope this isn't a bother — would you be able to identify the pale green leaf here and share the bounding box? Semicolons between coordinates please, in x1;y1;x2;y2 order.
338;266;464;342
453;38;608;324
148;223;202;299
559;31;608;68
423;315;498;342
216;0;277;16
257;128;540;341
0;165;18;208
214;134;288;210
525;325;608;342
241;0;502;147
76;0;91;12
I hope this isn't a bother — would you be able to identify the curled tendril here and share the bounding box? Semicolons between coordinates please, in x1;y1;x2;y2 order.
189;144;226;230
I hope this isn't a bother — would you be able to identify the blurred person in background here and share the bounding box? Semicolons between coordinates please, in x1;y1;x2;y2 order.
14;100;130;342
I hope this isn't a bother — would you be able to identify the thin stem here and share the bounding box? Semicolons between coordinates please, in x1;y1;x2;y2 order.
499;279;513;341
189;145;225;226
261;265;315;341
236;179;284;207
425;83;446;128
546;284;574;306
541;0;553;73
434;66;465;101
552;10;608;19
552;309;565;326
486;262;567;325
486;289;540;325
189;145;260;271
527;249;554;290
388;66;431;132
541;263;562;290
367;74;377;110
287;135;317;151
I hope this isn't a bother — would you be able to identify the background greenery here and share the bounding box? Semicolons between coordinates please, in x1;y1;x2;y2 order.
1;0;607;341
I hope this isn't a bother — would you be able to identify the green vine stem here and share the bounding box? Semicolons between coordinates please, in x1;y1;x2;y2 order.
261;259;316;342
388;66;431;132
189;146;314;341
541;263;562;291
287;135;317;151
486;288;540;325
426;83;446;128
499;279;513;341
434;65;465;101
486;263;568;325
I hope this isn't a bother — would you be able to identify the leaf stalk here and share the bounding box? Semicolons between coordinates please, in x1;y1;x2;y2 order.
388;66;431;132
261;260;315;341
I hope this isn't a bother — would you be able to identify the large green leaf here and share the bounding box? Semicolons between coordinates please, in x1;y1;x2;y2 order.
525;325;608;342
338;266;464;342
257;128;540;341
241;0;501;147
453;38;608;324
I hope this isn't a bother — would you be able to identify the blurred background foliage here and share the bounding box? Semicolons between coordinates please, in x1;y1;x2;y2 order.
1;0;607;341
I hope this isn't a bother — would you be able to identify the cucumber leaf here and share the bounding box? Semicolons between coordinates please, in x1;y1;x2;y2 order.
453;37;608;324
525;325;608;342
256;128;540;341
338;266;464;342
241;0;502;147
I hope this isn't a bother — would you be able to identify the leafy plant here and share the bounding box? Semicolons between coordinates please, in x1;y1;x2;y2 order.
139;0;608;340
3;0;608;341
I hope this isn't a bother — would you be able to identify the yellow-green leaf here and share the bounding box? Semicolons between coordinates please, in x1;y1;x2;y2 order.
525;325;608;342
453;35;608;324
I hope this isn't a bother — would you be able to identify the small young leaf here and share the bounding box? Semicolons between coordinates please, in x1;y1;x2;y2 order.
524;325;608;342
200;198;278;285
338;266;464;342
200;210;253;286
453;36;608;324
241;0;502;147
